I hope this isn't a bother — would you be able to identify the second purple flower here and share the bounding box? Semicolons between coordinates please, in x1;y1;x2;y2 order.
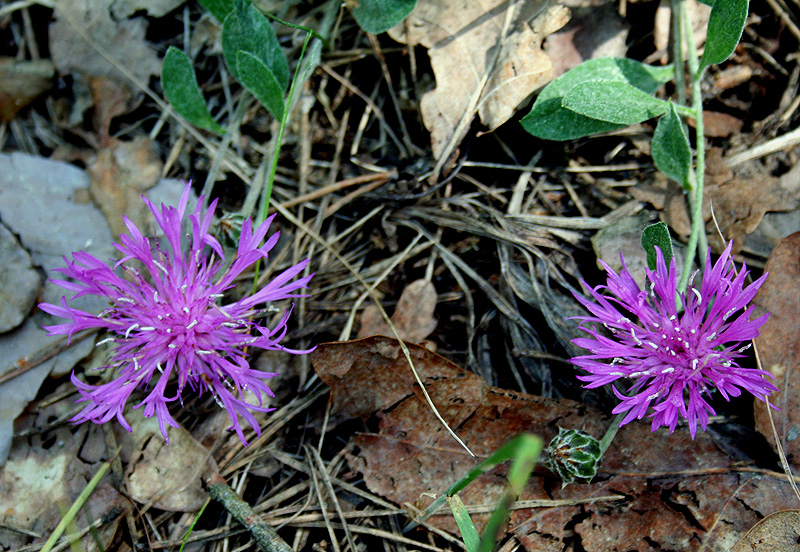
571;243;777;438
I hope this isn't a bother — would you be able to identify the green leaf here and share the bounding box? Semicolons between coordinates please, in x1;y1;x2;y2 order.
652;102;692;190
520;57;674;141
562;80;670;125
222;0;289;89
197;0;234;22
237;51;285;119
641;222;674;271
446;495;480;552
351;0;416;34
700;0;748;70
162;47;224;135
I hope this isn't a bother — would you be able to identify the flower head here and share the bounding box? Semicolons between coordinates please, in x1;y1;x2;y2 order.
571;243;777;439
39;184;313;444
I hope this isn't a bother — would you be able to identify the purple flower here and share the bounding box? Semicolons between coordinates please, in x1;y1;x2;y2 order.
39;184;313;444
571;243;777;439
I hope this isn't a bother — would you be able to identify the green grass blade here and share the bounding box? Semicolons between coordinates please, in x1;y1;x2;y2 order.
41;461;111;552
446;494;480;552
405;433;542;532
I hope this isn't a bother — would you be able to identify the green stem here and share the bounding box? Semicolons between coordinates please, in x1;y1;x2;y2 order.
678;0;708;293
255;30;313;226
250;30;314;294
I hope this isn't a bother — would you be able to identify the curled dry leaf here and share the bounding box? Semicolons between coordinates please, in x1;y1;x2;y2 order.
88;135;163;238
50;0;161;83
0;58;54;122
126;417;219;512
387;0;569;160
753;232;800;471
358;279;438;342
312;337;799;550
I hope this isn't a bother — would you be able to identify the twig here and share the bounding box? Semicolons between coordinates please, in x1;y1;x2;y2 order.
205;472;292;552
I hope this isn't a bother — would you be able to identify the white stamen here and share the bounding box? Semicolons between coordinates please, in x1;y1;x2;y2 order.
706;332;717;342
647;391;660;401
197;350;213;355
125;324;139;338
209;294;224;298
648;342;658;349
691;358;699;370
221;322;239;328
168;344;178;349
187;320;198;330
661;367;675;374
691;288;702;302
154;291;159;303
183;307;190;314
156;363;164;373
738;343;752;353
630;328;643;346
153;260;169;274
139;326;155;331
118;297;135;304
180;284;188;293
96;337;115;346
724;308;738;319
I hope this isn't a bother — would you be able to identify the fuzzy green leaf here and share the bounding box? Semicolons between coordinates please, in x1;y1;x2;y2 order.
562;80;670;125
222;0;289;89
700;0;748;70
520;57;674;141
641;222;674;271
351;0;416;34
237;51;285;119
197;0;234;22
162;47;224;134
652;102;692;189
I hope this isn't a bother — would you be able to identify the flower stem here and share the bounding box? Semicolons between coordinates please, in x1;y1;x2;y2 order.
677;0;709;293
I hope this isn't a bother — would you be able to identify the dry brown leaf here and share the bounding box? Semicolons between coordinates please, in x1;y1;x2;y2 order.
50;0;161;82
88;136;163;238
312;337;799;550
1;400;128;551
90;75;136;147
731;510;800;552
127;420;218;512
753;232;800;470
357;279;438;342
630;149;798;253
388;0;569;160
699;110;744;138
0;58;54;122
543;3;628;78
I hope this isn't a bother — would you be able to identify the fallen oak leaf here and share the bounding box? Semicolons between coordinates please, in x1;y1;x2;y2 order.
387;0;569;161
312;337;800;550
753;232;800;472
